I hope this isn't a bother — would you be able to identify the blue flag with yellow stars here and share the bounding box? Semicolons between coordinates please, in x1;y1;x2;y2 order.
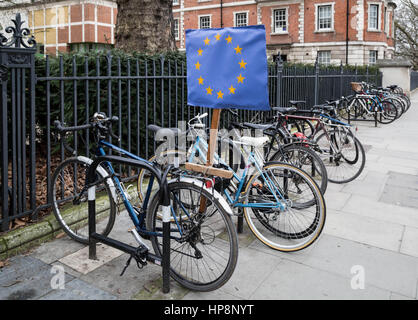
186;25;270;111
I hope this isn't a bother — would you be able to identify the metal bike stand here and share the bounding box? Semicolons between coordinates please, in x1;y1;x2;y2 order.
87;155;172;294
348;104;378;127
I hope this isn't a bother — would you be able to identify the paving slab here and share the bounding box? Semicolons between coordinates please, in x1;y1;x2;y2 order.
195;246;283;299
39;278;118;300
400;226;418;258
342;194;418;228
249;234;418;298
324;190;352;211
0;256;74;300
30;236;85;264
323;210;404;252
390;292;416;300
59;243;124;275
249;260;391;300
341;171;388;200
79;252;162;299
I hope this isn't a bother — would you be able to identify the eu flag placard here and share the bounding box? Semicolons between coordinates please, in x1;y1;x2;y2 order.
186;25;270;111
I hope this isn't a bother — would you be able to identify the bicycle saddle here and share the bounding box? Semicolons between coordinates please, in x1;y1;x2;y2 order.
239;136;269;147
272;107;298;113
242;122;275;130
289;100;306;106
311;104;335;112
147;124;182;136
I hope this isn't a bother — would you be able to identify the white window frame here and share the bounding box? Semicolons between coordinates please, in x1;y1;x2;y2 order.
315;3;335;32
384;6;389;34
198;15;212;29
369;50;378;64
368;3;381;31
317;51;331;66
174;18;179;40
172;0;179;5
391;11;395;37
234;11;249;27
272;7;288;34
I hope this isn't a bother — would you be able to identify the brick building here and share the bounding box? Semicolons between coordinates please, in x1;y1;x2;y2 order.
173;0;397;65
1;0;396;64
0;0;117;55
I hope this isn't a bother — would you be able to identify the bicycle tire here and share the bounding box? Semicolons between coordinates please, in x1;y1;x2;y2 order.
314;129;366;184
146;180;238;291
49;157;116;244
270;144;328;195
242;162;326;252
376;100;398;124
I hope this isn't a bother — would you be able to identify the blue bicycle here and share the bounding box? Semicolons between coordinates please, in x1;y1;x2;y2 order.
50;112;238;291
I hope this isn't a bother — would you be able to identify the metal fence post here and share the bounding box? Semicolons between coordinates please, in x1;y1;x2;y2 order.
0;13;37;230
340;62;344;97
314;56;319;105
275;53;283;108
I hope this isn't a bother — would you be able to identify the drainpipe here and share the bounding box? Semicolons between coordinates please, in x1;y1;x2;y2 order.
220;0;223;27
346;0;349;65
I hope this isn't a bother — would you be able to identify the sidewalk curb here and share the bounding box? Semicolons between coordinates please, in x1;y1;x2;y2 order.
0;215;63;260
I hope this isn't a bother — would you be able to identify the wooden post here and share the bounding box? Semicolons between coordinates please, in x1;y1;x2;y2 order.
199;109;222;213
207;109;222;165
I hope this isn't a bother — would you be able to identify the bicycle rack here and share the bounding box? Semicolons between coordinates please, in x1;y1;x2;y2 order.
347;104;379;127
86;155;171;293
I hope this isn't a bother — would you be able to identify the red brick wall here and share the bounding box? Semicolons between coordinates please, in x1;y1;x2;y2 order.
174;0;394;50
363;0;391;44
260;3;300;45
303;0;357;43
70;5;82;23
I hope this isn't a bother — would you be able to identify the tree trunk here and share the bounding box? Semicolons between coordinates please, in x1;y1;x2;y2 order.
115;0;176;53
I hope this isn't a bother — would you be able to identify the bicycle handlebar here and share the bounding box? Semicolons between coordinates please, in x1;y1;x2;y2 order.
53;113;120;154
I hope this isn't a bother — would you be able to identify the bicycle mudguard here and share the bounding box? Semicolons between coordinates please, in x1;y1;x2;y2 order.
168;177;234;216
77;155;118;203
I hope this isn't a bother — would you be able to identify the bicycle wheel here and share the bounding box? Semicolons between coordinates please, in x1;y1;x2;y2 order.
294;119;315;139
242;162;326;252
50;157;116;244
147;180;238;291
376;100;398;124
314;128;366;184
384;97;404;118
270;144;328;195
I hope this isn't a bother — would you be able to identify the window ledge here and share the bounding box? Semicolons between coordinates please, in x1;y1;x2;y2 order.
367;29;382;33
314;29;335;33
271;32;289;36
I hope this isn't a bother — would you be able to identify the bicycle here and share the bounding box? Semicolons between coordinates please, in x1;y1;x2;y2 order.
339;83;398;124
138;113;327;252
262;101;366;184
50;112;239;291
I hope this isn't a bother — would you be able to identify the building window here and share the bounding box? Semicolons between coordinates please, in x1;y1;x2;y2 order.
369;50;378;64
70;43;113;53
172;0;179;5
199;16;211;29
317;5;333;30
174;19;179;40
369;4;379;30
317;51;331;65
273;8;287;33
235;12;248;27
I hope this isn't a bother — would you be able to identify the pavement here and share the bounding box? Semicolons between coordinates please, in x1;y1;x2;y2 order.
1;91;417;300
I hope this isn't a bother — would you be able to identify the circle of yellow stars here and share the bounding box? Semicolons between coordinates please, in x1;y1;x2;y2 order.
194;33;247;99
